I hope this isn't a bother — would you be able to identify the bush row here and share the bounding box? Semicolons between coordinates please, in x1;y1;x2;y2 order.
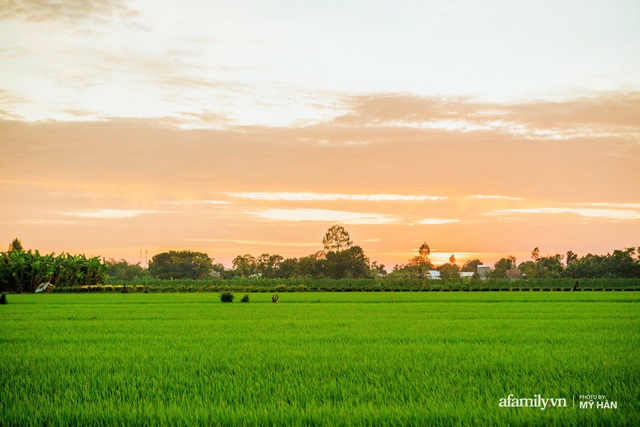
51;279;640;294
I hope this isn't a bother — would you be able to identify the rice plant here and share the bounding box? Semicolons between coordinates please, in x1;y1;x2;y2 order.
1;292;638;426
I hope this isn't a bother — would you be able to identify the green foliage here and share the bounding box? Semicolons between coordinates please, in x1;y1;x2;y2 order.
240;294;250;303
390;242;434;278
0;244;105;293
232;254;257;277
489;256;517;278
220;291;235;302
436;263;460;279
323;246;371;279
148;250;214;280
563;248;640;278
105;259;146;281
461;258;482;272
0;292;6;304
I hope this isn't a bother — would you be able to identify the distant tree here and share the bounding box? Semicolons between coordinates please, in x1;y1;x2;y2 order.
566;250;578;265
519;250;564;278
407;243;431;266
8;238;23;252
449;254;456;265
536;254;564;278
531;247;540;262
210;262;235;279
276;257;298;278
324;246;370;279
148;250;213;280
105;259;146;281
601;248;640;278
296;252;325;277
437;262;460;279
461;259;483;273
256;253;284;278
370;260;387;277
232;254;257;277
490;256;517;278
409;243;433;267
322;225;353;252
562;253;605;278
392;242;434;278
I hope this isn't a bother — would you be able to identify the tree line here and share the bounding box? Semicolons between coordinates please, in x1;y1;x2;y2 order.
141;226;384;280
2;228;640;292
106;226;640;281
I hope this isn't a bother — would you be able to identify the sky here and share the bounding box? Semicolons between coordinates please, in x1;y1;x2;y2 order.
1;0;639;269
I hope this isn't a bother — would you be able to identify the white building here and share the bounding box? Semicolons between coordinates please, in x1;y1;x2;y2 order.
477;265;491;280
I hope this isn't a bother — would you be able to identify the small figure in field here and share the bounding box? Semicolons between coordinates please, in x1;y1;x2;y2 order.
272;294;279;303
572;281;579;291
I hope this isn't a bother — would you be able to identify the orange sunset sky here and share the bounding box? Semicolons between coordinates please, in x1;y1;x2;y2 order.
1;0;639;269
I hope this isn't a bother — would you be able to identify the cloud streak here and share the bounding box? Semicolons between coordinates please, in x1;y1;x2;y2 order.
0;0;137;22
251;209;399;225
229;192;446;202
61;209;159;219
490;207;640;221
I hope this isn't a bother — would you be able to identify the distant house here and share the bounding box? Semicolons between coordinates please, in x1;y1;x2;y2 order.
506;269;522;280
427;270;441;280
460;272;475;280
477;265;491;280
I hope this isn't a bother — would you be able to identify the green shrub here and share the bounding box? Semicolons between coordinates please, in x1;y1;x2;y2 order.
0;292;7;304
240;294;250;303
220;291;235;303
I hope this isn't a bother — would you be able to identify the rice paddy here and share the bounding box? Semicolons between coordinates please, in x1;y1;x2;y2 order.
1;292;638;426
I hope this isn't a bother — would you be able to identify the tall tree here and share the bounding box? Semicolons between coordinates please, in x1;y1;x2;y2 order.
256;253;284;278
232;254;257;277
393;242;433;278
407;243;432;267
531;247;540;261
566;250;578;265
8;238;23;252
322;225;353;252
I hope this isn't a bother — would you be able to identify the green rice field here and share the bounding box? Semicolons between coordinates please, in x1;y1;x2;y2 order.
1;292;638;426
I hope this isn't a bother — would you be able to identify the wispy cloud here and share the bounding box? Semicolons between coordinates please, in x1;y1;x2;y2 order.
468;195;525;201
332;92;640;140
416;218;460;225
490;207;640;221
160;200;231;206
251;209;398;225
186;239;319;248
229;192;446;202
61;209;158;219
0;0;138;23
577;202;640;209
